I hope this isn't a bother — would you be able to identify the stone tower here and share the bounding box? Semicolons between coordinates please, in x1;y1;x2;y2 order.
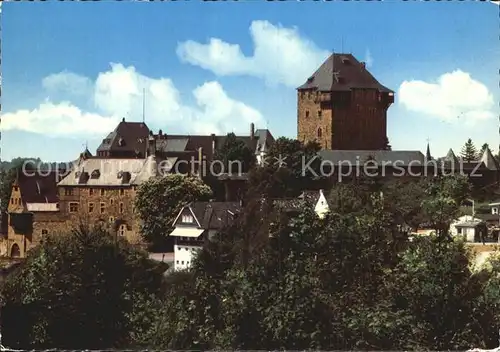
297;53;394;150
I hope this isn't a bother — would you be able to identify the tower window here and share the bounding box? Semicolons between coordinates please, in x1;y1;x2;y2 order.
305;110;310;118
318;110;322;118
317;128;322;138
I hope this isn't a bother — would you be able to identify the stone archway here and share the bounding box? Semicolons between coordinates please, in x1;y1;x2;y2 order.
10;243;20;258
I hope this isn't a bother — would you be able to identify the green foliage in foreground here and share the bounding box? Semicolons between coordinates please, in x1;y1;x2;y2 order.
0;225;167;349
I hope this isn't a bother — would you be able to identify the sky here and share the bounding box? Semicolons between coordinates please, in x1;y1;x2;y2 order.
2;1;499;162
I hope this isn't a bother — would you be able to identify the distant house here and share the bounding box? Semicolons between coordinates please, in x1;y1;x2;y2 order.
449;215;488;243
169;201;242;271
271;189;330;219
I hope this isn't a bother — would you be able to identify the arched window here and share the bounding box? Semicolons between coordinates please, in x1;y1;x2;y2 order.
10;243;20;258
317;128;322;138
119;224;126;237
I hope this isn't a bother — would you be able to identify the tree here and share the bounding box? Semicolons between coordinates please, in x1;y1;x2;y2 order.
383;136;392;151
246;138;323;199
479;143;489;157
0;224;167;349
461;138;478;162
134;174;212;250
0;157;40;212
214;133;255;174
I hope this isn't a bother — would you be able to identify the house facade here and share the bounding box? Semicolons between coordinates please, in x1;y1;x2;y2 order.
169;201;242;271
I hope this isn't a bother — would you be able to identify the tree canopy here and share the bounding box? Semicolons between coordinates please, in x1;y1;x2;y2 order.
214;132;255;174
134;174;212;250
461;138;479;162
0;224;167;349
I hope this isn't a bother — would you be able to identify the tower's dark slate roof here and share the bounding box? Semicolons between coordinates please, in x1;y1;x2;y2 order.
297;53;393;93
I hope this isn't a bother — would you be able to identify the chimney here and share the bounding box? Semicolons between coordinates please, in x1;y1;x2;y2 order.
159;129;163;137
211;134;216;155
122;117;125;122
250;123;255;140
361;62;366;69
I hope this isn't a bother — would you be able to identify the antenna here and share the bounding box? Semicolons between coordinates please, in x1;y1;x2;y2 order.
142;88;146;123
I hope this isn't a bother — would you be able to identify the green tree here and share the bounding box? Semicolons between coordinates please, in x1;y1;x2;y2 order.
134;174;212;250
0;224;167;349
461;138;479;162
0;157;41;212
479;143;489;157
247;137;323;199
214;133;255;173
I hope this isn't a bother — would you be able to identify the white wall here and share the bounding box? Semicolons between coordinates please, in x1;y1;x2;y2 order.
174;244;201;270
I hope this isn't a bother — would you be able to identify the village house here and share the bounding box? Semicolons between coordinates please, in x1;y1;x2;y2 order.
169;190;331;271
449;215;488;243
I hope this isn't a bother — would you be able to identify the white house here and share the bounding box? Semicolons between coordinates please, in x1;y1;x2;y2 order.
169;201;242;271
449;215;488;242
273;189;330;218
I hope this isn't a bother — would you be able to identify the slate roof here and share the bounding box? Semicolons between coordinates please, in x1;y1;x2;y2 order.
58;156;177;187
96;119;150;157
297;53;393;93
318;150;425;166
16;170;60;205
272;190;323;212
176;201;242;230
155;129;274;160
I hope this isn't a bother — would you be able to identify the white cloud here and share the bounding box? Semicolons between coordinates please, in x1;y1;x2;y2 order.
1;100;117;136
176;20;330;88
398;70;495;125
364;49;374;68
42;71;93;97
2;64;264;137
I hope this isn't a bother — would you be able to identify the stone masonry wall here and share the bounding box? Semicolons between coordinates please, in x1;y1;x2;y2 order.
297;90;333;149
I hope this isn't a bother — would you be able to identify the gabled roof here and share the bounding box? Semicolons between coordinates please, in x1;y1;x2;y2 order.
480;147;498;170
444;148;459;164
297;53;393;93
154;128;275;160
173;201;242;230
16;170;59;205
96;119;150;157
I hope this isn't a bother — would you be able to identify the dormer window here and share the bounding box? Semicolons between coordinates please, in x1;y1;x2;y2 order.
181;214;193;223
118;137;125;146
13;186;18;192
307;76;314;83
137;138;144;143
91;169;100;179
341;57;350;64
75;171;81;179
117;171;123;179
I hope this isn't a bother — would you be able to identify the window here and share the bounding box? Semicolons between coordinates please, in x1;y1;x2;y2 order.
318;110;322;118
182;214;193;223
119;202;124;213
89;202;94;213
176;260;179;264
13;186;18;192
305;110;310;118
10;199;13;205
120;189;125;196
69;202;79;213
317;128;322;138
110;199;114;205
109;216;115;224
493;207;498;215
100;202;105;214
457;228;462;235
64;188;73;196
119;224;126;237
89;188;94;196
100;189;105;196
41;229;48;236
181;261;185;265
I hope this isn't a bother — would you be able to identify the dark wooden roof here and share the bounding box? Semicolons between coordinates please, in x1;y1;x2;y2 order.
17;170;59;204
96;119;150;157
183;201;242;230
297;53;393;93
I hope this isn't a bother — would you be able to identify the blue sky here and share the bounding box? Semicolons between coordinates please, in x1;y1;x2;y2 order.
2;1;499;161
